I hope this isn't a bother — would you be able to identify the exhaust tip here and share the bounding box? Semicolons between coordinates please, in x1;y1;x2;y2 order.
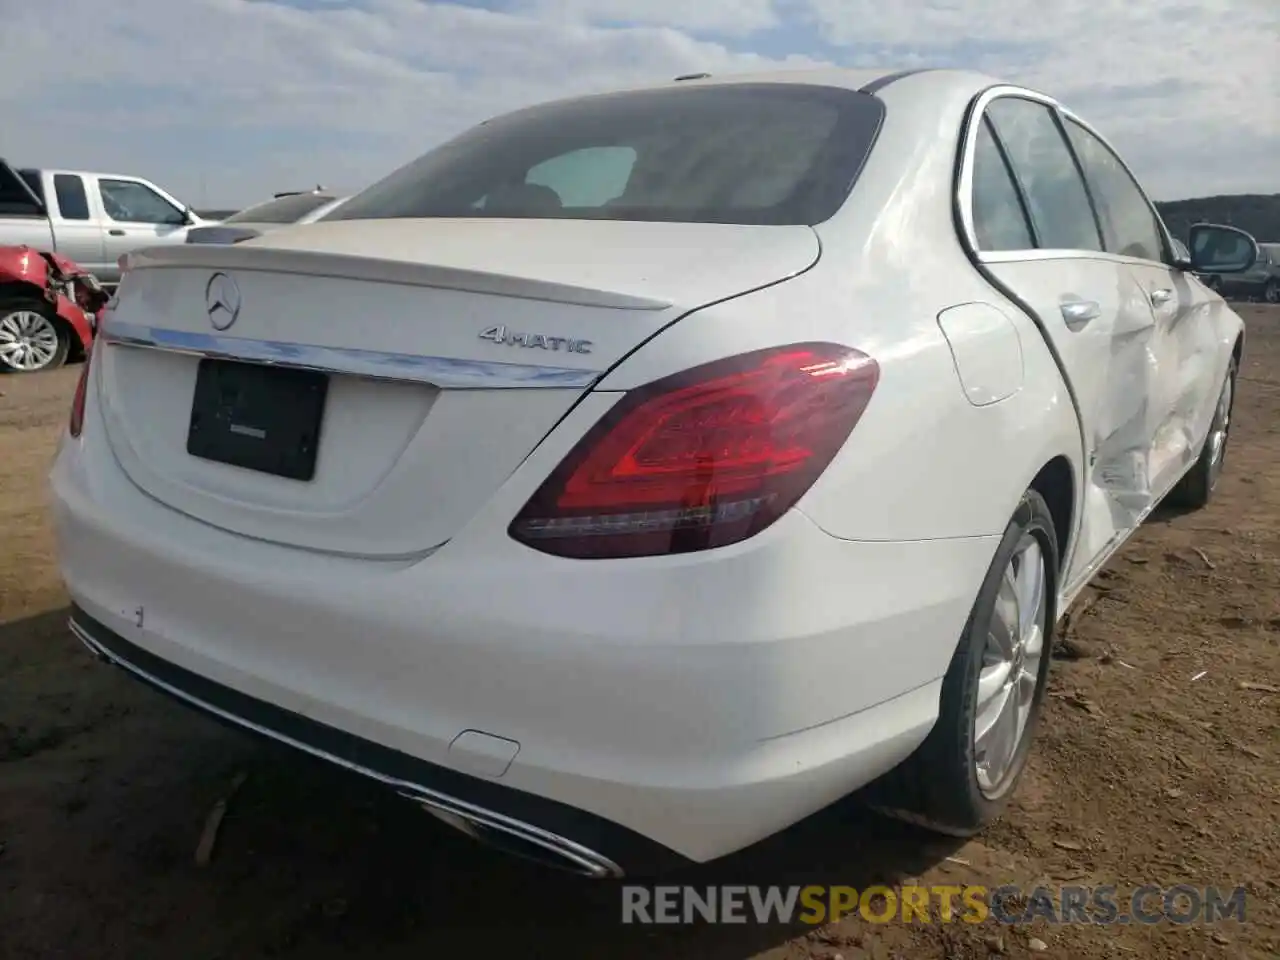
409;796;622;879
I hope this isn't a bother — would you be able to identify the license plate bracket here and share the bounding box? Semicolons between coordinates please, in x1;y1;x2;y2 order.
186;358;328;481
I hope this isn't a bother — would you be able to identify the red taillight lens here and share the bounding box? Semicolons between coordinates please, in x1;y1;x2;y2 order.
68;347;92;438
509;342;880;559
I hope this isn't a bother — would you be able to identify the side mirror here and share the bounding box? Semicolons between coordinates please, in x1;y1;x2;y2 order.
1188;223;1258;275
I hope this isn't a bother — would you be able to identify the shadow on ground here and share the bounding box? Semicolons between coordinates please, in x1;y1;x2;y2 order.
0;606;962;960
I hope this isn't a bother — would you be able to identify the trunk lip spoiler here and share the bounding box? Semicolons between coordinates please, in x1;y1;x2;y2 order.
100;319;602;390
124;243;673;312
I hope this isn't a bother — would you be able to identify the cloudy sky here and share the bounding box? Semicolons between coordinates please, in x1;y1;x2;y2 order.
3;0;1276;209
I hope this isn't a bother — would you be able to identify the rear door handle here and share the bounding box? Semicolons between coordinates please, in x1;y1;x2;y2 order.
108;228;126;236
1149;288;1173;306
1060;298;1100;330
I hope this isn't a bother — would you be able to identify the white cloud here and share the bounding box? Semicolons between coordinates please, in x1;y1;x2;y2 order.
0;0;1274;207
803;0;1279;198
515;0;781;35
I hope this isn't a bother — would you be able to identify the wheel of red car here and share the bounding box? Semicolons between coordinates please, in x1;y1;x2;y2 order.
0;298;70;374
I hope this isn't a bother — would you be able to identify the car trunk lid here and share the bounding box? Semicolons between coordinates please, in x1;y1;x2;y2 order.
95;219;819;558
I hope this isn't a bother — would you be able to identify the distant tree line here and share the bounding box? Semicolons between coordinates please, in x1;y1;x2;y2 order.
1156;194;1280;244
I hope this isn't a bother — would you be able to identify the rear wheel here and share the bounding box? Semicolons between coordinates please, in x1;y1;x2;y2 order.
868;489;1057;835
1166;357;1236;510
1265;280;1279;305
0;299;69;373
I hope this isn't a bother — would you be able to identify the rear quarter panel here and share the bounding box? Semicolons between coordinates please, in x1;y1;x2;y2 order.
596;70;1083;545
598;251;1082;544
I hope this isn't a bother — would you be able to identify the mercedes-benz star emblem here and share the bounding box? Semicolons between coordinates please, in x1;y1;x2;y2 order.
205;272;241;331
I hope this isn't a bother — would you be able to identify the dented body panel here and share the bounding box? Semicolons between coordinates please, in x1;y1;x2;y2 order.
0;244;104;356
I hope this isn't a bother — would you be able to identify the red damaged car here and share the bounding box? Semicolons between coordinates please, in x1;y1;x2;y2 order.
0;245;108;373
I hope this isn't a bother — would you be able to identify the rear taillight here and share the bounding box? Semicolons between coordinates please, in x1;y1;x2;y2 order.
509;343;880;559
68;345;92;438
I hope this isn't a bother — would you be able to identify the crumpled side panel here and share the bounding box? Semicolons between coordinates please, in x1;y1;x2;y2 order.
1092;320;1158;527
0;244;99;350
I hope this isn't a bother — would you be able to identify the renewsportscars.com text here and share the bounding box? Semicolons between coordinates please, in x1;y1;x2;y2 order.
620;884;1248;926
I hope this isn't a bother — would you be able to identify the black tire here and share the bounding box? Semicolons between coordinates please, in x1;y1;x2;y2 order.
1264;280;1279;305
1166;356;1237;510
867;489;1058;836
0;297;70;374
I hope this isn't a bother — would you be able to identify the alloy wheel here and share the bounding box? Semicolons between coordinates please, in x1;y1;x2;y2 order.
1207;372;1233;486
974;533;1047;799
0;309;60;372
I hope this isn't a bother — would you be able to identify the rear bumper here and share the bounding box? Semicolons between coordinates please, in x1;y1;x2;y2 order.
50;386;999;868
68;605;663;877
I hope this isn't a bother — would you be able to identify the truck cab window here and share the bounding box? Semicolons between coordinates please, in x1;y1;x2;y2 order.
99;179;185;225
54;175;90;221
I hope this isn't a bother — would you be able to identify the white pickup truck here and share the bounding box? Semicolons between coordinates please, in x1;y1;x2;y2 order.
0;159;213;285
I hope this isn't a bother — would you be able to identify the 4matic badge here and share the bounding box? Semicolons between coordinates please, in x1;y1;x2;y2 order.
478;325;593;355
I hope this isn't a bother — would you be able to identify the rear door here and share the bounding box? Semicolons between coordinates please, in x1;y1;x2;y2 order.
965;92;1158;589
45;173;108;275
1060;115;1221;499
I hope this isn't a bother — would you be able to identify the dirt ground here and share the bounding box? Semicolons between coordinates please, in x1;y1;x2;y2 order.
2;308;1277;960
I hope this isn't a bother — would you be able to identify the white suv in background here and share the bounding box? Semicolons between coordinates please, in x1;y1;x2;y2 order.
185;191;349;245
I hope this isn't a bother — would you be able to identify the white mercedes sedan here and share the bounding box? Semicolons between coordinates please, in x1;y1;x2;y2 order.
50;67;1256;878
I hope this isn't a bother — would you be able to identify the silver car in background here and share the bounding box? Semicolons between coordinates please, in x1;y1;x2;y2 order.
185;191;348;245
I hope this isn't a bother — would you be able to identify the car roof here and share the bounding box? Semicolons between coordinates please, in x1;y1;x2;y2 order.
570;66;1012;104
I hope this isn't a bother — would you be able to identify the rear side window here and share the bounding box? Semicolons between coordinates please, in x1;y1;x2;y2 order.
224;193;336;224
53;174;90;221
329;83;886;226
17;169;44;204
0;166;42;216
1062;119;1165;262
985;98;1103;252
971;118;1035;251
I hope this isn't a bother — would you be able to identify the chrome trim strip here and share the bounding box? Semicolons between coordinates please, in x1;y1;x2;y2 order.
100;319;601;390
976;248;1173;267
956;85;1060;255
957;85;1179;268
68;616;624;879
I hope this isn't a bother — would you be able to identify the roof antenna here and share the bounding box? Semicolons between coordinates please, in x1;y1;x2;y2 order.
674;72;711;81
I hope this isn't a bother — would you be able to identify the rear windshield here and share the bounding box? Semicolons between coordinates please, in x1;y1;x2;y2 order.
224;193;336;224
327;83;885;226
